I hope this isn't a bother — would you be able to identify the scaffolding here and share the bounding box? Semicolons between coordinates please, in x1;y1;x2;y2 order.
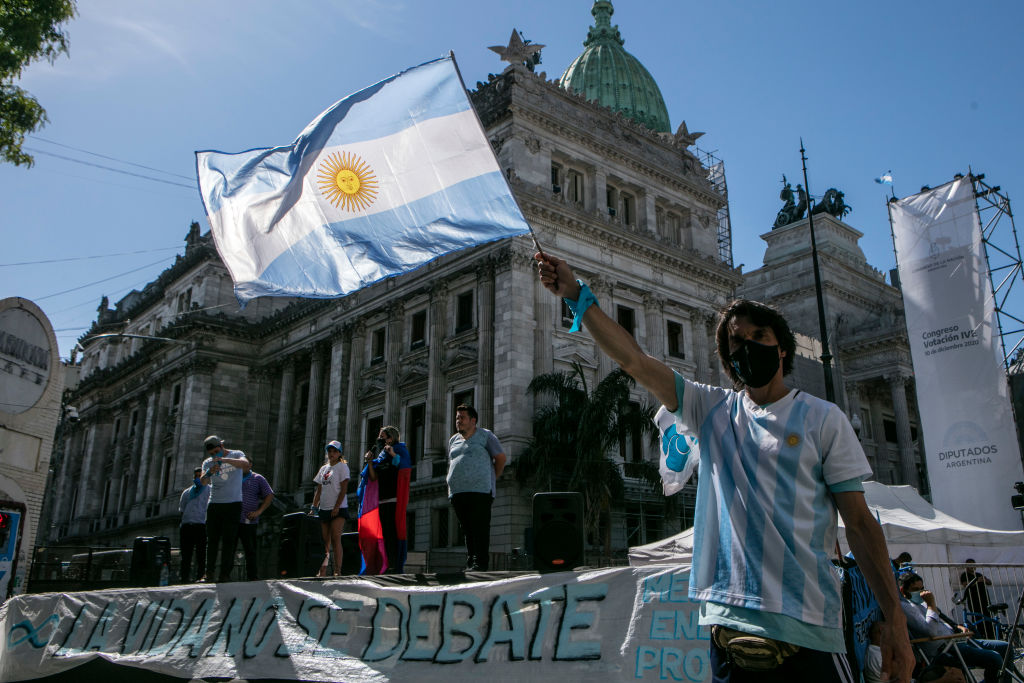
971;172;1024;373
696;147;733;267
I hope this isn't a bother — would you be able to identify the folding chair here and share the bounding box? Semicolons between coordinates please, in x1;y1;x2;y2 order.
911;632;978;683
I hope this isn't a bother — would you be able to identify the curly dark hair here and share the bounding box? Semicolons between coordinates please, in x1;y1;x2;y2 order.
715;299;796;386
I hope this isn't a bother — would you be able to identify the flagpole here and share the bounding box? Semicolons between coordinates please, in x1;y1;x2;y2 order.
448;51;544;255
799;139;836;403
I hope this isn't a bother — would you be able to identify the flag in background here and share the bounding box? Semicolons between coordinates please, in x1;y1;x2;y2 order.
356;464;387;575
196;55;530;303
874;170;894;185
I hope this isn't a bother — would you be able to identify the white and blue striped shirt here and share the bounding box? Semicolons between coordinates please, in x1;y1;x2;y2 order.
659;371;871;633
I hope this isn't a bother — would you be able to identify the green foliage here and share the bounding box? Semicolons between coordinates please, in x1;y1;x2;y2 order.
517;362;661;555
0;0;76;166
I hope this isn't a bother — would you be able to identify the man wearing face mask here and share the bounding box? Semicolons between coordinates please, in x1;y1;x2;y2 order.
899;573;1015;683
535;253;914;683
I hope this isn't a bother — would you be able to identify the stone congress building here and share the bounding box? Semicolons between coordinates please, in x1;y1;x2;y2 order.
38;1;921;577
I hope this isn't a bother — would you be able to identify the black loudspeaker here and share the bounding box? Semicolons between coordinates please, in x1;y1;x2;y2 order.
278;512;324;578
130;536;171;586
533;492;585;572
341;532;361;575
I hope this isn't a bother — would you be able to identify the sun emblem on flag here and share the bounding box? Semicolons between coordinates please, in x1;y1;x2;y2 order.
316;151;379;211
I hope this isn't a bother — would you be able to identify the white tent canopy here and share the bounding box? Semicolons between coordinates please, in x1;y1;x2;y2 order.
845;481;1024;551
629;481;1024;614
630;481;1024;567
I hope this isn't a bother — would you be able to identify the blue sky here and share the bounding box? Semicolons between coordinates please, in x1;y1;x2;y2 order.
2;0;1022;359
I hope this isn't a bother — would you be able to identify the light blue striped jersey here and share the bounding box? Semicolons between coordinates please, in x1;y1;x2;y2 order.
659;371;871;630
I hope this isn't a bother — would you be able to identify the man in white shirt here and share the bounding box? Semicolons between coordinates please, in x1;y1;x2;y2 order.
200;434;250;582
536;252;914;683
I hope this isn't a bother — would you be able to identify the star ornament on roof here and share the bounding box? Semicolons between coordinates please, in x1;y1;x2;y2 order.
489;29;544;68
674;121;704;147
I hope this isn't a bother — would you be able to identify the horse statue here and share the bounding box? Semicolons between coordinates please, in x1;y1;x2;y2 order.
811;188;852;219
773;175;808;229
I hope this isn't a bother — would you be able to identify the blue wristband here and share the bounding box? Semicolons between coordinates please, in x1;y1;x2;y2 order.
564;280;599;333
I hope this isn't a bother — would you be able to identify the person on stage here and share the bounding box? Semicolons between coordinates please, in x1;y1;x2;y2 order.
363;426;412;573
200;435;251;583
446;404;506;572
238;456;274;580
312;440;350;576
178;466;210;583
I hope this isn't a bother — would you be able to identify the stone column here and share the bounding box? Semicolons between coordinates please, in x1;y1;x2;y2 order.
302;346;326;492
144;385;171;502
476;261;496;427
79;420;107;520
692;311;713;383
344;321;367;461
887;374;918;487
134;390;158;512
248;366;274;464
492;247;539;465
639;189;657;236
325;326;348;441
51;425;80;527
534;276;554;375
272;359;295;493
866;385;890;481
845;381;863;438
582;163;597;211
591;169;607;216
176;360;214;496
591;276;615;379
425;284;448;463
385;303;404;422
643;293;665;360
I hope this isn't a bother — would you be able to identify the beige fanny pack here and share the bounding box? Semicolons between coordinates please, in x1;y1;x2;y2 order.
712;626;801;671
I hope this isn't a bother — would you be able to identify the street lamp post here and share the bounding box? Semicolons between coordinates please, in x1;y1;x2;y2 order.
799;140;836;403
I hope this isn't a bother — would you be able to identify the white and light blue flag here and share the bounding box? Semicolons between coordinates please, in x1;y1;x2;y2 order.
874;170;894;185
196;56;530;303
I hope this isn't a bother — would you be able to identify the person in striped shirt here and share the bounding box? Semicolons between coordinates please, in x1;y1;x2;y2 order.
536;252;914;683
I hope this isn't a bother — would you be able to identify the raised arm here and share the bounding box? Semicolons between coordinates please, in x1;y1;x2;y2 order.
535;252;677;409
835;491;915;683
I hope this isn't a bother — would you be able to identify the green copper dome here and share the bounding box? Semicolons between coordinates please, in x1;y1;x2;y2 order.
560;1;671;133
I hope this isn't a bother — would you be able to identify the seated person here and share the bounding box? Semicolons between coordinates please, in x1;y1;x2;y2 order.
899;573;1015;683
865;620;965;683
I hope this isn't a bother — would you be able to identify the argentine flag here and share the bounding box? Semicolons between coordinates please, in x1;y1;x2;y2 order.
196;56;530;303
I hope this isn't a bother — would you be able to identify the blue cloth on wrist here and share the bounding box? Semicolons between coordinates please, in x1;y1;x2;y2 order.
564;280;598;333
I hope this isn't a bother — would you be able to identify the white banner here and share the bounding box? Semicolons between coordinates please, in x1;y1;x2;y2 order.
0;567;709;682
890;177;1024;530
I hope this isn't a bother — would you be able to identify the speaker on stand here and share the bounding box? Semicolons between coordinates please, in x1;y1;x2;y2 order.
532;492;585;572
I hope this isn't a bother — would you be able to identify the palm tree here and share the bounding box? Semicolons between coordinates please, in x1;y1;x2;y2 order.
516;362;661;559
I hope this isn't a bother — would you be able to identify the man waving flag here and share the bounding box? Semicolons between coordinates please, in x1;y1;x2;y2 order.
196;55;530;303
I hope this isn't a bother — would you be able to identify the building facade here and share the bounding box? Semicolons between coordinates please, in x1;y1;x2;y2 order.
38;2;925;578
41;3;740;575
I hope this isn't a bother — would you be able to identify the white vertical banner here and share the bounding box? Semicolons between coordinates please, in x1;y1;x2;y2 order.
890;177;1024;530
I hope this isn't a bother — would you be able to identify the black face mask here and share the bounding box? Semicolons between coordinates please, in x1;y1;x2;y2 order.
375;438;386;451
729;339;780;389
